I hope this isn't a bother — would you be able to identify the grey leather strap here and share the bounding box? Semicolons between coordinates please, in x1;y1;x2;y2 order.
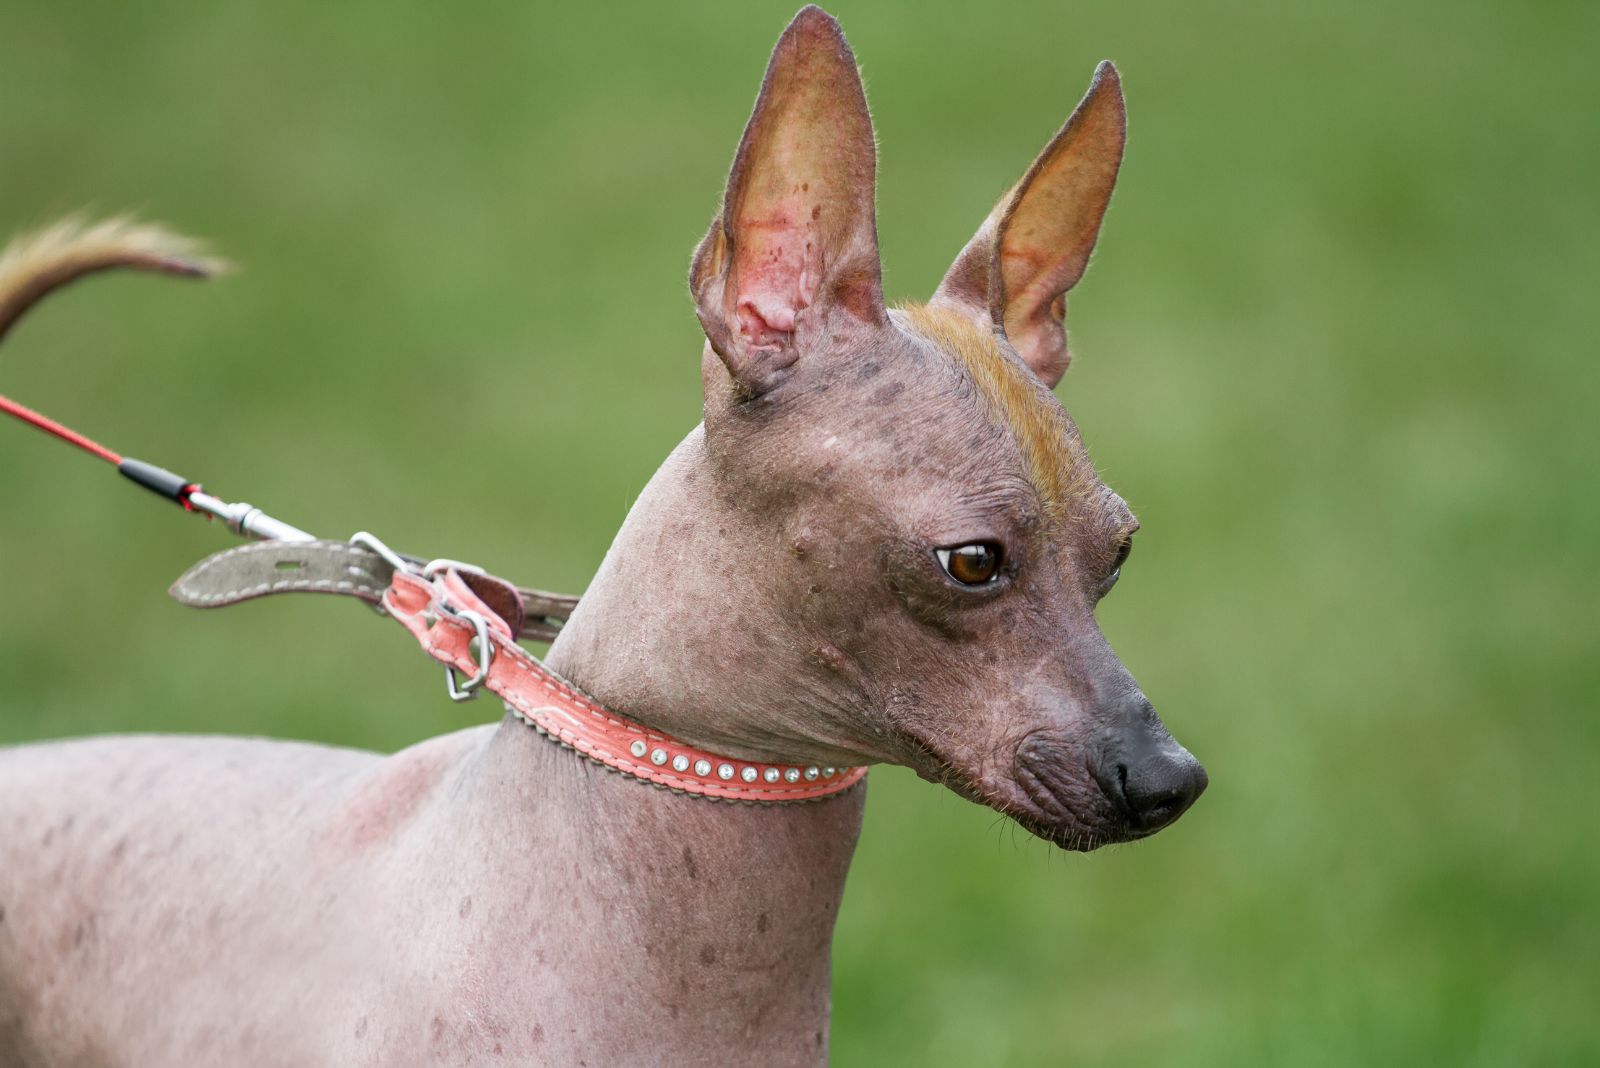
170;539;578;643
171;539;391;607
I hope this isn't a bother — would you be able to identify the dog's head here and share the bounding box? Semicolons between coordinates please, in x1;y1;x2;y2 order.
566;7;1205;850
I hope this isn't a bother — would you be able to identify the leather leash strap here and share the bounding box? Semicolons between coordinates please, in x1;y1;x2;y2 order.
170;540;867;803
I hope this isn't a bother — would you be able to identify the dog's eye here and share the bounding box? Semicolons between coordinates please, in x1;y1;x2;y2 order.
936;543;1003;586
1100;537;1134;596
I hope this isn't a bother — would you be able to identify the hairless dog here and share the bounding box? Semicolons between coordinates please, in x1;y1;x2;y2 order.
0;7;1204;1064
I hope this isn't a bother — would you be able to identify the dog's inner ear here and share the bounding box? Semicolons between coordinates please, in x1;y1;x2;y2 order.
690;7;885;398
933;61;1126;389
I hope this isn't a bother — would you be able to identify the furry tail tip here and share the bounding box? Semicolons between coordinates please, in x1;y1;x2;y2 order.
0;214;229;344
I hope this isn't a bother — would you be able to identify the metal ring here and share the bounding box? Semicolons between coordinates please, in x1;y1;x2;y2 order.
422;557;487;579
442;609;494;703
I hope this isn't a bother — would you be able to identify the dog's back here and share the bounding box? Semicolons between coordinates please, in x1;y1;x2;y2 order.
0;734;452;1065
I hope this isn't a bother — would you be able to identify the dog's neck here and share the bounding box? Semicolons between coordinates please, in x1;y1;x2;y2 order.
541;426;879;769
431;701;864;1059
413;426;866;1057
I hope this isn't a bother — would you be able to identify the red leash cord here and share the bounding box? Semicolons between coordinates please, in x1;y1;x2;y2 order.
0;388;314;541
0;391;123;464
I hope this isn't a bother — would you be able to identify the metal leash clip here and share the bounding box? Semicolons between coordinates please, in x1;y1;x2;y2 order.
347;530;417;621
349;530;416;575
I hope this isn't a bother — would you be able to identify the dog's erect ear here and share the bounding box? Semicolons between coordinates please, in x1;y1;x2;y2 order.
690;6;885;397
932;61;1125;388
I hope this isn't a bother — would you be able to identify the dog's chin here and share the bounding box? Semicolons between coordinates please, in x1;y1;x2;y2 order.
1002;803;1140;852
897;736;1133;852
975;780;1139;852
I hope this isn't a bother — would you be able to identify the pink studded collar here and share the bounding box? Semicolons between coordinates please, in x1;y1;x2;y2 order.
170;537;868;804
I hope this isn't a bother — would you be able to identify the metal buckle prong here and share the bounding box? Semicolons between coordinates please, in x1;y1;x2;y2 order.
441;608;494;703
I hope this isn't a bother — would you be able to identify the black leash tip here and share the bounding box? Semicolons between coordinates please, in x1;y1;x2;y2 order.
117;458;197;508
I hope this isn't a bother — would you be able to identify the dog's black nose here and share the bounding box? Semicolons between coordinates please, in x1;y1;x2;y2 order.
1094;699;1207;832
1111;745;1207;832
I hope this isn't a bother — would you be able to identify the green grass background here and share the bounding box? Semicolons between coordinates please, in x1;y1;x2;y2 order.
2;1;1595;1063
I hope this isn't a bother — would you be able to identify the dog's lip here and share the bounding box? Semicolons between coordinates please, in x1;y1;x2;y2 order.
890;723;1133;852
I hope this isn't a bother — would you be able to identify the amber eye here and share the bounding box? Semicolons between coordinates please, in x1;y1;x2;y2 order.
936;543;1003;586
1100;538;1134;596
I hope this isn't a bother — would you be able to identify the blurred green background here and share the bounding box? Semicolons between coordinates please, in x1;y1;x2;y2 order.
2;1;1595;1063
